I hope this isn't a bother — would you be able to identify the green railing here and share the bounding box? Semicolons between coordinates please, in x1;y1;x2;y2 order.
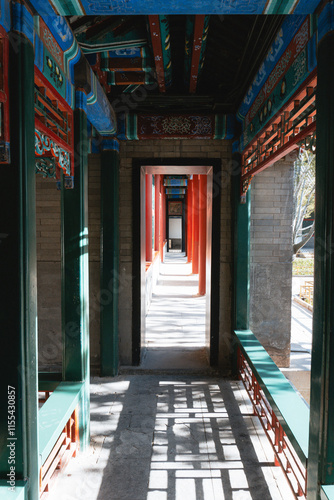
38;378;83;496
234;329;310;499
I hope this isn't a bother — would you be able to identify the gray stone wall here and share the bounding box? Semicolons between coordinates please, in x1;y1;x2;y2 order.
118;139;233;372
36;175;62;369
36;155;102;372
250;158;294;367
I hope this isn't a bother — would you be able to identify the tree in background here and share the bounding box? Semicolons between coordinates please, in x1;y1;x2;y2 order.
293;144;315;256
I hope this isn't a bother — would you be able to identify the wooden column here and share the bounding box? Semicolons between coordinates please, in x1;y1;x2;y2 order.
192;175;199;274
100;140;120;377
307;10;334;499
187;178;193;263
61;91;90;449
232;157;251;331
154;174;160;251
159;180;164;261
0;27;39;500
199;175;207;295
146;174;153;262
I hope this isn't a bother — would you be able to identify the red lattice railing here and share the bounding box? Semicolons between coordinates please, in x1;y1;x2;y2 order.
237;347;307;499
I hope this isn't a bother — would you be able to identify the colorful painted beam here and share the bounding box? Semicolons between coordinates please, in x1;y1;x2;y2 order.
238;15;313;122
33;0;321;16
27;8;117;134
185;16;210;94
165;188;186;195
240;16;315;150
117;113;235;140
148;15;172;92
164;178;188;187
240;73;317;197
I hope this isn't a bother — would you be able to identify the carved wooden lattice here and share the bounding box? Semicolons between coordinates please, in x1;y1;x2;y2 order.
34;69;74;185
241;72;317;198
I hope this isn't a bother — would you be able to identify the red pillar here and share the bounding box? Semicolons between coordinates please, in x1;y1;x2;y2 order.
199;175;207;295
187;178;193;263
154;174;160;251
146;174;153;262
192;175;199;274
159;179;164;261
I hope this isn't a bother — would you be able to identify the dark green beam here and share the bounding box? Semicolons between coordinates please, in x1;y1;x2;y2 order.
0;31;39;499
100;141;120;376
307;25;334;500
61;98;90;449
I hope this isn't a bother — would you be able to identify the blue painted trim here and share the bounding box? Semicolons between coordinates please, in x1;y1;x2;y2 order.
232;140;240;154
75;90;87;112
28;0;323;16
101;138;120;152
0;0;11;33
237;15;307;120
86;74;117;135
34;33;44;72
308;32;317;71
318;1;334;42
12;3;34;44
294;0;322;14
214;114;235;139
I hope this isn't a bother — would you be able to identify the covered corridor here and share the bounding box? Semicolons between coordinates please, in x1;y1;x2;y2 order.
2;2;334;500
142;252;208;372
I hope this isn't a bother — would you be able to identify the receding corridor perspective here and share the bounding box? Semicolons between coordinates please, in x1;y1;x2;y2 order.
142;252;208;371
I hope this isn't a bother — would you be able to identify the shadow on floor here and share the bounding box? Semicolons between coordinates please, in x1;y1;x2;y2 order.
49;375;293;500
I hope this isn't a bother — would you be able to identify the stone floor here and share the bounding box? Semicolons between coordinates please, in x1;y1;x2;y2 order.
47;253;299;499
140;252;209;372
48;375;294;500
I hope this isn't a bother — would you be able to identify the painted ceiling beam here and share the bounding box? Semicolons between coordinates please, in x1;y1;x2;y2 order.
41;0;321;16
188;15;210;94
148;15;172;92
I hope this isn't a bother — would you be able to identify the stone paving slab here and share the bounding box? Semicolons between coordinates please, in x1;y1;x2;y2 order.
48;375;294;500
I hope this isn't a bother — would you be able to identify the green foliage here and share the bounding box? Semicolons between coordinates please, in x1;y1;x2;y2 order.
292;257;314;276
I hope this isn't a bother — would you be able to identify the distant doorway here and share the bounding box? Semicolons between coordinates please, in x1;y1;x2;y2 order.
132;159;221;368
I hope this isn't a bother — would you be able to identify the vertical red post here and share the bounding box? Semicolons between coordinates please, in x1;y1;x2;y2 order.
146;174;153;262
199;174;207;295
192;175;199;274
159;178;164;261
187;178;193;263
162;186;166;243
154;174;160;251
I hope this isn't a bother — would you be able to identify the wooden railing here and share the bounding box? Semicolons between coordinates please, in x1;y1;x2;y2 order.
38;381;83;497
234;330;310;499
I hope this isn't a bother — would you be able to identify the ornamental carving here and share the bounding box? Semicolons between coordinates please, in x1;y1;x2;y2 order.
138;114;214;138
35;158;56;178
35;130;71;176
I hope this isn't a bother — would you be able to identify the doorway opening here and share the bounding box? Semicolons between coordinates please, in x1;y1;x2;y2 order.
132;160;221;369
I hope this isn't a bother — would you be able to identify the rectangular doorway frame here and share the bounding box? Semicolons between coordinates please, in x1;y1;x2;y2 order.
132;158;221;367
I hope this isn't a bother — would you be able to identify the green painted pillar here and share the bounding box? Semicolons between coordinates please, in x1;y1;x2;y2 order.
100;139;120;376
61;91;90;450
0;25;39;499
307;8;334;499
232;156;251;331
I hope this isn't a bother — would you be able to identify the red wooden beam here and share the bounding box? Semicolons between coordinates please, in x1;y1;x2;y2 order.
189;16;206;94
149;15;166;92
241;120;316;187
